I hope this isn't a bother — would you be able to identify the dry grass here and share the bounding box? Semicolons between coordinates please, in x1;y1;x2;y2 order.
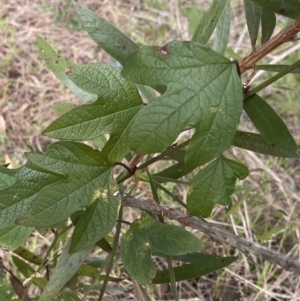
1;0;300;300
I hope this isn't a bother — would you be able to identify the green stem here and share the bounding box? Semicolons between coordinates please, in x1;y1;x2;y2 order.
98;203;124;300
38;225;73;273
167;256;179;301
138;139;190;170
116;139;190;184
154;181;187;208
246;58;300;98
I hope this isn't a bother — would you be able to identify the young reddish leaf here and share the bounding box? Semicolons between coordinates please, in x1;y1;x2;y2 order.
188;157;248;217
152;255;236;283
232;131;300;158
244;94;299;157
122;41;243;169
43;64;143;162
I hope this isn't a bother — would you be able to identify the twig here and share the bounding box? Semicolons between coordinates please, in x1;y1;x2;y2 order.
123;197;300;274
128;154;143;172
240;20;300;74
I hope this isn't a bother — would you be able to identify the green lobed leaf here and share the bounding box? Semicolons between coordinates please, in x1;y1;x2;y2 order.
36;36;96;103
73;2;165;96
19;141;113;228
250;0;300;19
121;216;203;285
39;240;92;301
213;0;231;55
244;94;299;157
0;225;32;249
43;64;143;162
122;41;243;169
192;0;228;45
152;255;236;283
73;2;138;65
187;157;248;217
244;0;262;47
261;8;276;44
0;162;64;229
69;178;120;253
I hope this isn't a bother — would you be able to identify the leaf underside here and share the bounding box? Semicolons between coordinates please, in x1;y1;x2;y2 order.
43;64;143;163
187;157;248;217
17;141;117;230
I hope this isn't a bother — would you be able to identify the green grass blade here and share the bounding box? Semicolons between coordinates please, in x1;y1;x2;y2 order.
257;64;300;73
